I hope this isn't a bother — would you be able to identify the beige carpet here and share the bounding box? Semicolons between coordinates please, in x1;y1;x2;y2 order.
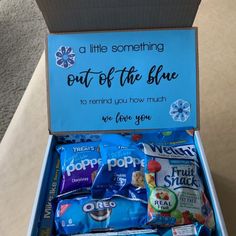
194;0;236;234
0;0;47;140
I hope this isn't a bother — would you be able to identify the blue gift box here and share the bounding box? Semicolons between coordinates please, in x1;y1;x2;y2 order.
27;28;227;236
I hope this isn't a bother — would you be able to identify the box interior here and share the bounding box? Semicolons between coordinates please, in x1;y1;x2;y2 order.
30;132;225;236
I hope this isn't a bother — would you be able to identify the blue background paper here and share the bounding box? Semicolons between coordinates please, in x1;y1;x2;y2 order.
47;29;198;134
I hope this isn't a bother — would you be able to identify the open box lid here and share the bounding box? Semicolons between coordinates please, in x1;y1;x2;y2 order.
36;0;201;33
47;28;199;135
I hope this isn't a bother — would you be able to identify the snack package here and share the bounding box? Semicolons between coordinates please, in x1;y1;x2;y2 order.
56;142;101;194
140;131;215;229
131;129;194;145
57;134;103;144
73;229;159;236
160;223;212;236
57;133;132;144
54;195;147;235
91;135;146;202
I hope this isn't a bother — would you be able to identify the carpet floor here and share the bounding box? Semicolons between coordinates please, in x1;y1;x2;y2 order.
0;0;47;141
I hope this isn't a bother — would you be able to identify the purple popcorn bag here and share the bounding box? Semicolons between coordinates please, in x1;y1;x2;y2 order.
56;142;101;194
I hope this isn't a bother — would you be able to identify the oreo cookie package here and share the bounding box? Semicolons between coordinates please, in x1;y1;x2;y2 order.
54;195;147;235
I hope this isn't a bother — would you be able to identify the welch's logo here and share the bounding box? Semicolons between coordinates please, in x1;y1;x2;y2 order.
82;200;116;221
143;144;197;160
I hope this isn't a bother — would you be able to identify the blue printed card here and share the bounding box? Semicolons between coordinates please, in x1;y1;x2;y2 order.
47;28;198;134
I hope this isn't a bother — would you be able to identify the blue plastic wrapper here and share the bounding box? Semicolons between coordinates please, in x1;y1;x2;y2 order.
57;134;103;144
57;133;132;144
131;129;194;145
54;195;147;235
56;142;101;194
91;135;147;202
100;134;133;147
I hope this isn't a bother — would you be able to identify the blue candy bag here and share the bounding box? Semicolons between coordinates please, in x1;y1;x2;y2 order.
131;129;194;145
57;133;132;144
56;142;101;194
54;195;147;235
92;135;147;202
57;134;103;144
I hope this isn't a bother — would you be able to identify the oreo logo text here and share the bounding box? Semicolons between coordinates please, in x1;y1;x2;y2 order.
83;200;116;221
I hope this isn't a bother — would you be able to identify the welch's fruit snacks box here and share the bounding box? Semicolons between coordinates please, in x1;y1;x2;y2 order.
27;28;227;236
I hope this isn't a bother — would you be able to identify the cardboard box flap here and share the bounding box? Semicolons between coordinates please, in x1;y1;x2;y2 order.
46;28;199;135
36;0;201;33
